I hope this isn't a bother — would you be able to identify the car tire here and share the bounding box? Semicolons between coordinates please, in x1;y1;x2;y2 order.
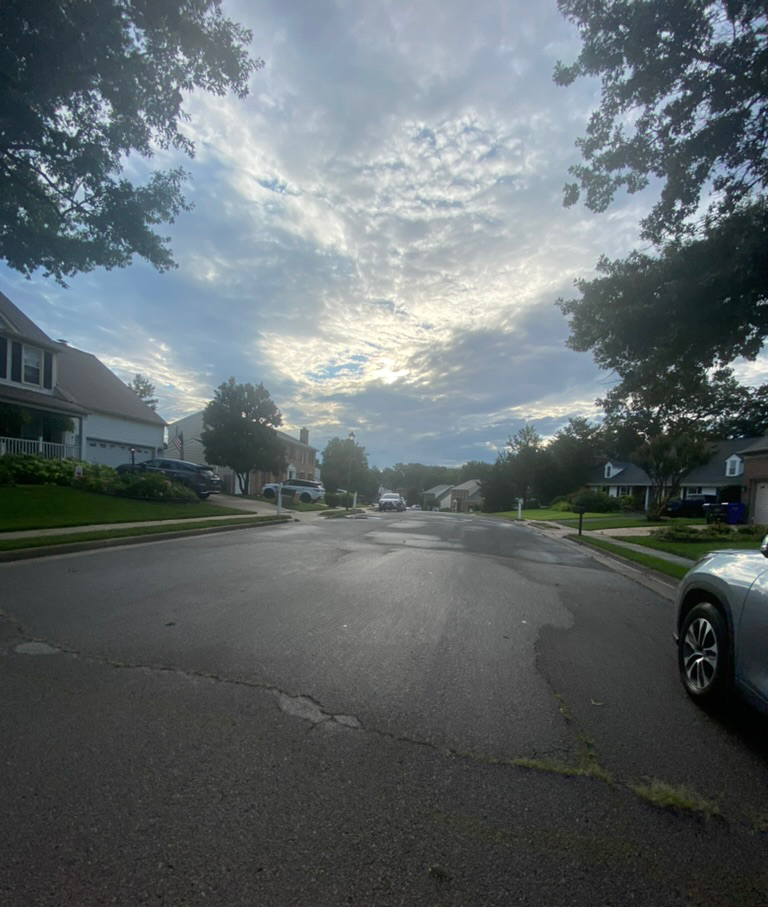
263;488;276;499
300;492;311;503
198;492;210;500
678;601;731;707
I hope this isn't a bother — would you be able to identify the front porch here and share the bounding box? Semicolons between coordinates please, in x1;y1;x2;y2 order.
0;436;79;460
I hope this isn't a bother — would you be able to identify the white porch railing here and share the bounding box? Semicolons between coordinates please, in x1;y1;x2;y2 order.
0;436;78;459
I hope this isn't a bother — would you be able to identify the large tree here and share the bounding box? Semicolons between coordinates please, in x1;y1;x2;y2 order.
319;436;370;498
127;373;158;411
633;431;712;520
556;0;768;401
1;0;260;283
201;378;285;495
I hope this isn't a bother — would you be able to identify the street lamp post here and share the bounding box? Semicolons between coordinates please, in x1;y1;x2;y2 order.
346;430;355;511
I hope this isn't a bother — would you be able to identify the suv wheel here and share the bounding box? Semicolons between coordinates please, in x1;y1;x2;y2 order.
678;601;731;707
263;488;276;499
300;492;311;503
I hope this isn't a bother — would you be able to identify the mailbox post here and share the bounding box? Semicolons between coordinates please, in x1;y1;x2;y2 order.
572;505;586;536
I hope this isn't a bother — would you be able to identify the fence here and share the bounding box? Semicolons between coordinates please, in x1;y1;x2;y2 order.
0;436;78;459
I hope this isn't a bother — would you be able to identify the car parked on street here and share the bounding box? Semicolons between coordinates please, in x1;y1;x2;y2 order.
116;458;222;499
663;494;718;517
261;478;325;503
378;493;406;512
675;543;768;716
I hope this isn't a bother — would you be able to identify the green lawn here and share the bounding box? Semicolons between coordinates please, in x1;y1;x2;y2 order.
611;535;762;560
490;509;704;530
0;485;250;531
569;536;692;581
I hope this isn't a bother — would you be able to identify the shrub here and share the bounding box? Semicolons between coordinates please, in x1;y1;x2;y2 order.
0;453;80;485
570;489;621;513
651;523;734;542
115;472;198;502
549;500;573;512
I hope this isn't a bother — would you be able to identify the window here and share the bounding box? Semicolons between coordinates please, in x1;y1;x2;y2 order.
604;464;612;478
726;457;742;477
23;347;41;385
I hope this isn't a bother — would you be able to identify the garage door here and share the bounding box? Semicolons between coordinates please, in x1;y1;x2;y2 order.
86;440;154;467
754;483;768;525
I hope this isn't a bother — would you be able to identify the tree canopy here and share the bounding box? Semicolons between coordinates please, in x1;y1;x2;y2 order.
1;0;261;283
318;436;369;496
127;373;158;411
556;0;768;406
201;378;284;494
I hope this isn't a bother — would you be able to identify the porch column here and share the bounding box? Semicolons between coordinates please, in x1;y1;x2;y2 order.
79;416;87;460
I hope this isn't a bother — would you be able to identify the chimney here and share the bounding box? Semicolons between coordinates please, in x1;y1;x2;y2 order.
299;427;309;445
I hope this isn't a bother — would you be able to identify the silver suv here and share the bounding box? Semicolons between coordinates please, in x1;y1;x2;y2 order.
262;478;325;503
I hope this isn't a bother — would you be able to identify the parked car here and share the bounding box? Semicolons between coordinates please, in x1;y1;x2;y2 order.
663;494;717;517
116;458;222;499
675;543;768;716
261;478;325;503
378;493;405;512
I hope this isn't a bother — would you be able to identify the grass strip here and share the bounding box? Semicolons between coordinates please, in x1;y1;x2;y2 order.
0;485;249;530
611;535;761;559
629;780;721;818
0;516;290;552
568;534;690;581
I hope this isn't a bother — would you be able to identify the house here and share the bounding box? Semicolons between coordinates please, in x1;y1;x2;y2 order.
423;480;484;512
165;410;318;494
738;437;768;524
678;437;755;503
0;292;166;465
586;438;762;512
584;460;654;509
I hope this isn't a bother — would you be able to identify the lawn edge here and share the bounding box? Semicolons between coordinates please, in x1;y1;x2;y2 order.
0;517;292;562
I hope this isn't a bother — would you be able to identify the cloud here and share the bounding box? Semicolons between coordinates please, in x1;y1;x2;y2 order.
7;0;763;469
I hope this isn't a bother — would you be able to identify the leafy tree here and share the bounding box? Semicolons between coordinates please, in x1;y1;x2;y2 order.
319;436;370;497
556;0;768;405
1;0;261;284
457;460;494;485
127;374;158;411
481;426;548;511
201;378;285;495
632;431;711;520
543;417;605;501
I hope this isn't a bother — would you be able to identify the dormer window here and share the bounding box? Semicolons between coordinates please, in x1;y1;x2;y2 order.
23;347;41;385
1;338;54;389
605;463;612;478
725;456;743;477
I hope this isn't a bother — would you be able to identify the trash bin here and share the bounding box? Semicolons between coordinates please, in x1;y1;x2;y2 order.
704;503;727;524
726;502;746;525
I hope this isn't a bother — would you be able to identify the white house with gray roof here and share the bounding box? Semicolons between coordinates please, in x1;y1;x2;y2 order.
0;292;166;465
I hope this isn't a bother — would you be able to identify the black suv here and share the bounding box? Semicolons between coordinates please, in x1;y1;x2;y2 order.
116;458;222;499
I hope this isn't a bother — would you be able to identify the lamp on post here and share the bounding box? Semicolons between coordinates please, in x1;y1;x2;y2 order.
346;430;355;511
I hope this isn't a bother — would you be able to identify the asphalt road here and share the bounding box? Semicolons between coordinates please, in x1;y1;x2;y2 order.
2;512;767;906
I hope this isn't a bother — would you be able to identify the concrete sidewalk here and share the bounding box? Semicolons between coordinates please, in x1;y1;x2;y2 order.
525;519;694;567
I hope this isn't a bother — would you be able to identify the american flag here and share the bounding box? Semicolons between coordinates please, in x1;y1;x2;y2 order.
172;432;184;457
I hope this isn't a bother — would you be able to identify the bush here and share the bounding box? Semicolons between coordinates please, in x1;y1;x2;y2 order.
570;489;621;513
549;500;573;512
0;453;81;485
115;472;198;502
651;523;734;542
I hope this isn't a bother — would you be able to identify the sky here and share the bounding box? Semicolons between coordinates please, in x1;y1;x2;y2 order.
5;0;761;469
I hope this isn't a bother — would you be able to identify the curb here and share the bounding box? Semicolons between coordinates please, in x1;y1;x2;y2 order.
0;517;293;563
565;535;679;602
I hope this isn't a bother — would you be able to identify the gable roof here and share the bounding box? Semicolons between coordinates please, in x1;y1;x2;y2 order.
586;461;652;486
681;437;759;486
0;292;165;427
453;479;483;497
56;346;166;427
0;291;60;350
424;484;453;498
